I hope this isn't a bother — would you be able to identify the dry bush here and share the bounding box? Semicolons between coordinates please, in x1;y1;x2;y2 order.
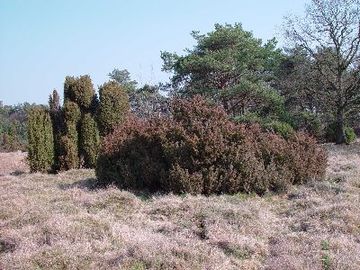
96;96;327;195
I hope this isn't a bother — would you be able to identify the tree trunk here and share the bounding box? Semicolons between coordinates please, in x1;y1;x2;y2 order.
335;110;346;144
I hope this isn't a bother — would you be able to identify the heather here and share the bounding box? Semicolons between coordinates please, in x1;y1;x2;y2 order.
96;96;327;195
1;143;359;269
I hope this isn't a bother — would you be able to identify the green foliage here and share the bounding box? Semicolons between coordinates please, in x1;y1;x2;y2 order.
1;123;22;152
59;134;79;170
325;123;356;144
98;81;130;135
325;122;337;143
292;111;323;138
63;101;81;123
58;75;100;170
59;101;81;170
321;240;331;270
97;96;327;195
49;90;63;170
108;68;137;93
263;120;295;139
161;23;284;118
224;83;286;117
233;112;263;124
344;126;356;145
79;113;100;168
64;75;95;111
27;106;54;172
0;103;33;152
284;0;360;144
234;113;295;139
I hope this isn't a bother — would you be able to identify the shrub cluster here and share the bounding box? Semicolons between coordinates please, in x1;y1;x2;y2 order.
28;75;119;172
96;96;327;195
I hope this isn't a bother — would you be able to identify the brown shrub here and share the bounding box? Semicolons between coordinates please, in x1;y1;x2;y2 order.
96;116;168;190
96;96;327;195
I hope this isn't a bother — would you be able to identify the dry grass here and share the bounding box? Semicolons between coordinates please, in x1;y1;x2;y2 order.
1;143;360;269
0;151;29;176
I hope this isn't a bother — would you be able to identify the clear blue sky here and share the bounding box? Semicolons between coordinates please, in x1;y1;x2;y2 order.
0;0;308;105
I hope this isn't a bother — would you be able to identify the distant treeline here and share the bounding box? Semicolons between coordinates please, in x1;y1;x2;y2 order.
0;103;36;152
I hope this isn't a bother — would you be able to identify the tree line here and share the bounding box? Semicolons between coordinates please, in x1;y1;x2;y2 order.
0;103;35;152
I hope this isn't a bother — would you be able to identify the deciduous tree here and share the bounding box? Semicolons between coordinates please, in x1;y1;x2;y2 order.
284;0;360;144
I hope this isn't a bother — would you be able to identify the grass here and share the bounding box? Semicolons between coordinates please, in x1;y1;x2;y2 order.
1;143;360;269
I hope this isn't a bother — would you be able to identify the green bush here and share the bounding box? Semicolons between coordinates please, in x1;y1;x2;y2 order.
59;134;79;170
0;103;30;152
96;96;327;195
292;112;323;139
344;126;356;144
97;81;130;136
59;101;81;170
325;123;356;144
64;75;95;111
27;106;54;173
49;90;63;171
325;122;337;142
63;101;81;123
264;120;295;139
233;112;263;124
234;114;295;139
79;113;100;168
1;123;24;152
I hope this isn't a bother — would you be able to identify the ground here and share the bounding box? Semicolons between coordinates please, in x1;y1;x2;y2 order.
0;144;359;270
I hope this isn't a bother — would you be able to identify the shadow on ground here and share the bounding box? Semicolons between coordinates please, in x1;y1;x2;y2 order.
58;177;156;201
10;170;27;176
58;178;99;191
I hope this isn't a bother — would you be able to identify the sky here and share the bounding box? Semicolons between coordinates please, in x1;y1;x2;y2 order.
0;0;308;105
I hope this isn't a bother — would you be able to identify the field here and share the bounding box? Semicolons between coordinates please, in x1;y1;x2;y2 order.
0;144;360;270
